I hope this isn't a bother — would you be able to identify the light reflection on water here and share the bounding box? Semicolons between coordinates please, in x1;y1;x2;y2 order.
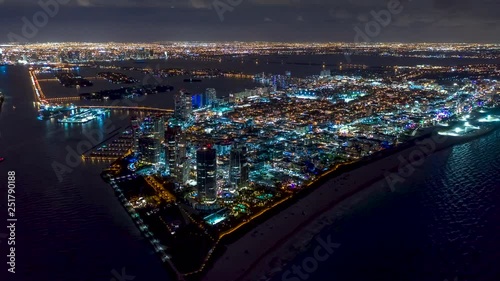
272;130;500;281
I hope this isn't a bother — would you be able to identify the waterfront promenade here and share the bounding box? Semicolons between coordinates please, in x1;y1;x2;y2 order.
78;105;173;113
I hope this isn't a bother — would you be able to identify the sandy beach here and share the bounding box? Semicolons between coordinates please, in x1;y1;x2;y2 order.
203;125;499;281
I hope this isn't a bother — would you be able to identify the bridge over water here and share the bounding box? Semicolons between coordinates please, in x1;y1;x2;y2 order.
78;105;173;114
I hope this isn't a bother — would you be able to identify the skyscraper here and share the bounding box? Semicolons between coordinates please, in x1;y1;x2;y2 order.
138;136;161;164
138;115;165;165
142;115;165;142
229;143;249;190
131;116;141;154
165;126;180;175
197;144;217;202
174;90;192;121
205;88;216;108
192;93;204;109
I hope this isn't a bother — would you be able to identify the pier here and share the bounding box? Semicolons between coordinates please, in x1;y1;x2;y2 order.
36;76;105;82
45;96;82;103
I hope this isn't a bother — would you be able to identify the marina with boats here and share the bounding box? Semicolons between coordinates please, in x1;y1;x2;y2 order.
37;103;77;120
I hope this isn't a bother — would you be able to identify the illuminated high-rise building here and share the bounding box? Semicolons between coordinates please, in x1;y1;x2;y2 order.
320;69;331;77
197;145;217;201
138;136;161;164
192;93;204;109
174;90;192;121
229;143;249;189
215;140;232;157
165;126;180;175
131;116;141;154
137;115;165;164
142;115;165;142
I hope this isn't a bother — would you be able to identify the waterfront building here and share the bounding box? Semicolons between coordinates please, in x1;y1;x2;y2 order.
142;115;165;141
205;88;217;108
320;69;331;77
174;90;192;121
229;142;249;190
165;126;180;175
192;93;204;109
197;144;217;202
138;136;161;165
230;88;260;102
272;75;288;90
215;140;232;157
131;116;141;154
165;126;189;185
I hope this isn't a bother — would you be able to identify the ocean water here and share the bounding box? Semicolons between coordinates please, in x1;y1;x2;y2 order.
0;65;171;281
1;56;499;281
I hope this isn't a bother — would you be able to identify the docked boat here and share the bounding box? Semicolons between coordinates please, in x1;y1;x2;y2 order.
0;92;4;106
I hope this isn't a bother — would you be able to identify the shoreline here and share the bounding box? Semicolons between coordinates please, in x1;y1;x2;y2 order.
98;108;499;281
203;123;500;281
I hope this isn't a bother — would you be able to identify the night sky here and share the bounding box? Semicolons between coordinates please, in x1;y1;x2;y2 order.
0;0;499;43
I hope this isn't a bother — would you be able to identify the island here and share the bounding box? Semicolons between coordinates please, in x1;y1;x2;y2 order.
96;64;500;281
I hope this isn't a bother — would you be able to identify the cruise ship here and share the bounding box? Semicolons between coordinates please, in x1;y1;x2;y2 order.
183;78;202;83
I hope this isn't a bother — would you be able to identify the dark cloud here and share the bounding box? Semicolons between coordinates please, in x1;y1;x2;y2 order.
0;0;498;42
